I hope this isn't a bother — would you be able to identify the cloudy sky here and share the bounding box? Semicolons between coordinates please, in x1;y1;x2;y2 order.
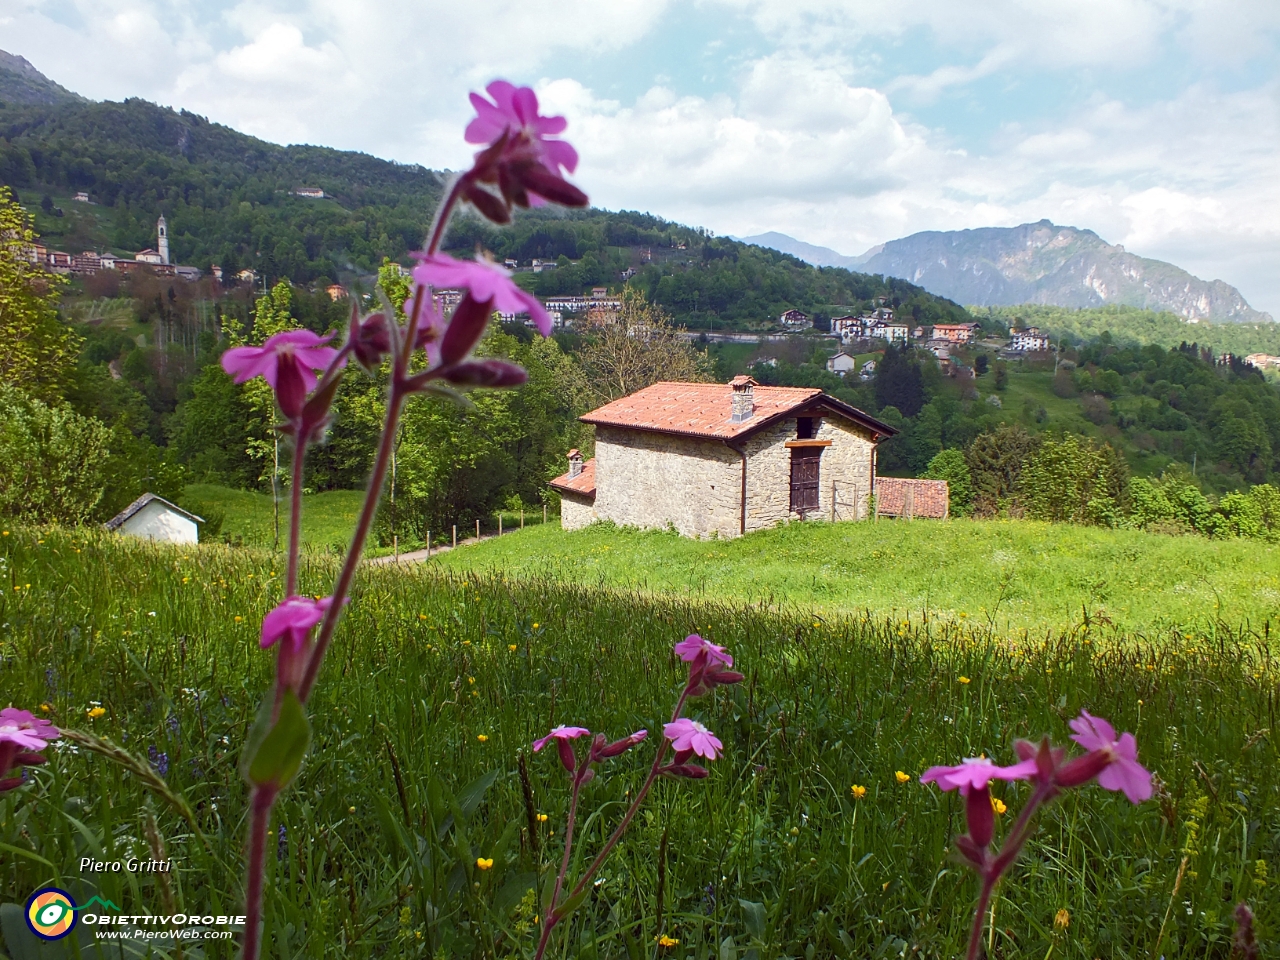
4;0;1279;313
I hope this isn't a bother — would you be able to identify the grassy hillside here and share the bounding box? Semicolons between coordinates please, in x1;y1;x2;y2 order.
428;518;1278;637
180;483;364;552
980;304;1280;356
1;527;1274;957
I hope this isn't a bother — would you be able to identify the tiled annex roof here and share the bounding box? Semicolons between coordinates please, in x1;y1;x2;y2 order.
875;478;949;519
580;382;895;441
548;459;596;498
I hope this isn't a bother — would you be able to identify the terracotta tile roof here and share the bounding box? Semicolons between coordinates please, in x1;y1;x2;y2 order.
875;478;949;519
549;458;596;499
581;381;844;440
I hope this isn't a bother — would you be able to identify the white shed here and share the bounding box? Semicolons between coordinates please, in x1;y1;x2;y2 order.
105;494;203;544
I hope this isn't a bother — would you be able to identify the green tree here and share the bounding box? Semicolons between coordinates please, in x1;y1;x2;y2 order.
0;186;80;401
924;449;972;516
1019;435;1129;525
965;425;1039;517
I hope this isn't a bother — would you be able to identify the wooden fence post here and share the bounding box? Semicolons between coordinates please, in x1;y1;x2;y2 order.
427;530;431;559
520;508;524;529
476;519;480;540
452;525;457;548
498;514;503;536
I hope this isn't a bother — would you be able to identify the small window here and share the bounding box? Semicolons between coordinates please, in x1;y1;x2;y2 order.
796;417;816;440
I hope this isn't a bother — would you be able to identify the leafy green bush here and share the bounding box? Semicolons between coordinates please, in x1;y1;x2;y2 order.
924;449;972;516
1019;435;1129;525
0;384;112;525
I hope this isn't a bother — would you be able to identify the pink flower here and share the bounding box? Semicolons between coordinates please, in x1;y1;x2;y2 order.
221;330;343;417
412;254;553;336
534;724;592;774
1067;711;1152;803
403;293;449;366
674;634;733;667
921;756;1037;796
532;725;591;752
664;718;723;760
261;596;333;654
466;81;578;178
0;708;60;751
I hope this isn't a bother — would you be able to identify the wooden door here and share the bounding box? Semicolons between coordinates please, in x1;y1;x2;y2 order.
790;449;821;515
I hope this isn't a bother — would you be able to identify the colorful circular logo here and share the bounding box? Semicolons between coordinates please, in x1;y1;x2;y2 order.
25;888;77;940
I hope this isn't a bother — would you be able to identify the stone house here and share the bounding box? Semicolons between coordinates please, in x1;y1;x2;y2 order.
826;352;857;375
548;377;896;539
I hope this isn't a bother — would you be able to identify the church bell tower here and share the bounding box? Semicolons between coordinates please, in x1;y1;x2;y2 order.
157;215;170;265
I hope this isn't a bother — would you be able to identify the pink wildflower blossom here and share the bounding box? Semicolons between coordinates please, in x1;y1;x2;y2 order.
532;726;591;752
221;330;343;417
1067;711;1152;803
0;708;60;751
921;756;1037;796
261;596;333;654
673;634;733;667
664;718;723;760
466;81;578;178
412;254;553;335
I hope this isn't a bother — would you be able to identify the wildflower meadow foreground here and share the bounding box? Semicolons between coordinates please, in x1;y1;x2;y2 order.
0;80;1276;959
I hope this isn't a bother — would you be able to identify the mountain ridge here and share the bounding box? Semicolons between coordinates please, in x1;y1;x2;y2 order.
0;50;84;106
743;222;1270;324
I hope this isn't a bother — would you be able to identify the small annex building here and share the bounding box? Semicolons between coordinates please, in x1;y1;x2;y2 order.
549;377;896;539
105;493;203;544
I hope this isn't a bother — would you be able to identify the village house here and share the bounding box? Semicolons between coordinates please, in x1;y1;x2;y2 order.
826;351;857;375
932;321;980;344
549;377;896;539
326;284;348;301
869;319;910;342
779;309;811;329
1009;326;1052;352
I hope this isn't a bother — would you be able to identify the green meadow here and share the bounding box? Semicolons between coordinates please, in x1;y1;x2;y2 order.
431;518;1280;637
1;527;1276;958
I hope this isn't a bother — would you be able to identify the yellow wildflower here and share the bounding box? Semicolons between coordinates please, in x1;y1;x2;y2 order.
991;796;1007;815
87;706;105;719
477;734;489;742
509;644;518;651
234;615;243;623
348;806;356;814
958;676;971;684
1054;909;1070;930
658;936;679;948
532;623;539;629
39;703;52;713
895;771;910;784
418;613;428;620
851;784;867;799
476;858;493;870
537;813;548;822
467;676;475;685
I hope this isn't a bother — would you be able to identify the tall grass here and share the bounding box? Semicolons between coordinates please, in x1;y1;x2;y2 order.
0;528;1276;958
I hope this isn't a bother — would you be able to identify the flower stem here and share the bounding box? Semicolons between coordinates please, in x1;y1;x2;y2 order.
533;686;694;960
241;784;277;960
964;783;1053;960
286;436;305;596
294;179;465;703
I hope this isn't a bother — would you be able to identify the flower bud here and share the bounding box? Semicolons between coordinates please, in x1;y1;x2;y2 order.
274;354;308;419
350;311;392;371
661;764;709;779
442;359;528;388
593;729;649;760
704;665;744;688
673;748;694;765
440;295;496;365
953;834;987;868
463;181;512;225
965;785;995;849
0;776;24;792
557;737;577;774
1055;749;1112;789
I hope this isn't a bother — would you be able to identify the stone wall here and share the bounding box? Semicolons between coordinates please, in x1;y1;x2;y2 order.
739;415;876;531
592;413;878;539
593;428;742;538
559;492;596;530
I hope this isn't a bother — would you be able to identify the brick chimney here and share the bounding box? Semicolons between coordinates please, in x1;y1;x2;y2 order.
567;448;583;478
729;376;756;423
